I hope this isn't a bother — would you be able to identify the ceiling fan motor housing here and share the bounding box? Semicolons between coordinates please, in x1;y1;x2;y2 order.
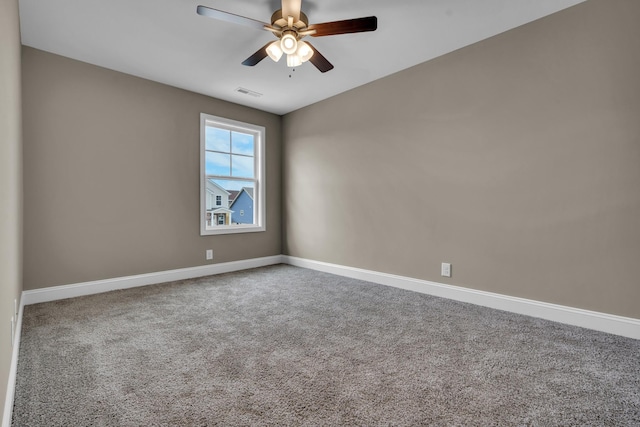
271;9;310;35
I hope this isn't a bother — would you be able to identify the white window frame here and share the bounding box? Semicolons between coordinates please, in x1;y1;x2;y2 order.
200;113;266;235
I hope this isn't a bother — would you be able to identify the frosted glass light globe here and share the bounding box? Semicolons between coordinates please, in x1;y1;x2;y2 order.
280;33;298;55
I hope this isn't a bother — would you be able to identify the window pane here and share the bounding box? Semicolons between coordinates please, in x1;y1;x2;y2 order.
210;180;256;225
205;152;230;176
211;179;252;192
201;113;264;235
206;126;230;152
232;132;254;156
231;155;254;178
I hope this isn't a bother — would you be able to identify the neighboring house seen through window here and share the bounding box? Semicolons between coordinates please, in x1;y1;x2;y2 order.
200;113;265;235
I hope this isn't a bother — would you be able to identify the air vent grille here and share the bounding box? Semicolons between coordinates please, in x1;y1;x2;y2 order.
235;87;262;98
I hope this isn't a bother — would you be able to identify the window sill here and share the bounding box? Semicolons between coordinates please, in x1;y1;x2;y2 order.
201;224;266;236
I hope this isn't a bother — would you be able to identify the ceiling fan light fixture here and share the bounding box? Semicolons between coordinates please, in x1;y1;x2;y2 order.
280;32;298;55
296;41;314;63
266;41;283;62
286;53;303;67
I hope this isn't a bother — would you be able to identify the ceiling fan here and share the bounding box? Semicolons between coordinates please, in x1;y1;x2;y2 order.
197;0;377;73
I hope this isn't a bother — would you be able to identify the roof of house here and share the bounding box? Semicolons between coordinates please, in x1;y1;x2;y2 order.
241;187;254;199
210;207;233;214
206;179;230;195
227;190;240;203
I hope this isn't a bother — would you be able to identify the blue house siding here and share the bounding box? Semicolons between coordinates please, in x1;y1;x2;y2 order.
230;189;254;224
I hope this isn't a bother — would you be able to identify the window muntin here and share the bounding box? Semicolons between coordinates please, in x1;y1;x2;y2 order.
200;114;265;235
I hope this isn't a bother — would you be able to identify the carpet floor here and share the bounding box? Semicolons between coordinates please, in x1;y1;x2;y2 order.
12;264;640;426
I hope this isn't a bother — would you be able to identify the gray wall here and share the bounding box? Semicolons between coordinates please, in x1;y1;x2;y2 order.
283;0;640;319
22;47;282;290
18;1;640;318
0;0;23;417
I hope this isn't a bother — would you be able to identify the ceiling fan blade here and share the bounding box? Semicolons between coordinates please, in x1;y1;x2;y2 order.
309;16;377;37
306;43;334;73
197;5;268;32
281;0;302;22
241;42;273;66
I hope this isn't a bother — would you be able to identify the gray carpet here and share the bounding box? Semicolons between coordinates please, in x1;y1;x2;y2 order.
12;264;640;426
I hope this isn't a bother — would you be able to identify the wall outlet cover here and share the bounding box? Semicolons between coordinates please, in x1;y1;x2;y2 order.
441;262;452;277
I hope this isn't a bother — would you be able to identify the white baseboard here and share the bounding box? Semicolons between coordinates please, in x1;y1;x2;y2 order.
283;256;640;340
22;255;284;306
19;253;640;339
2;297;24;427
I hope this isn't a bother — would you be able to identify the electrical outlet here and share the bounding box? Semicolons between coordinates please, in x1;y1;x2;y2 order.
441;262;452;278
206;249;213;260
10;317;15;347
14;298;18;319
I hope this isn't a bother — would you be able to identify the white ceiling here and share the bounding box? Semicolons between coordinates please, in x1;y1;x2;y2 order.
18;0;585;115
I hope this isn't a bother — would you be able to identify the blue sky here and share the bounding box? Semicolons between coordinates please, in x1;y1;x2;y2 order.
205;127;254;179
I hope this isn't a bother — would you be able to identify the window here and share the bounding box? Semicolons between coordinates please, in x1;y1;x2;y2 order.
200;113;265;235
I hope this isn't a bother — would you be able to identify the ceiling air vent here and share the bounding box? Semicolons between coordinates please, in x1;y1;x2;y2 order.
235;87;262;98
